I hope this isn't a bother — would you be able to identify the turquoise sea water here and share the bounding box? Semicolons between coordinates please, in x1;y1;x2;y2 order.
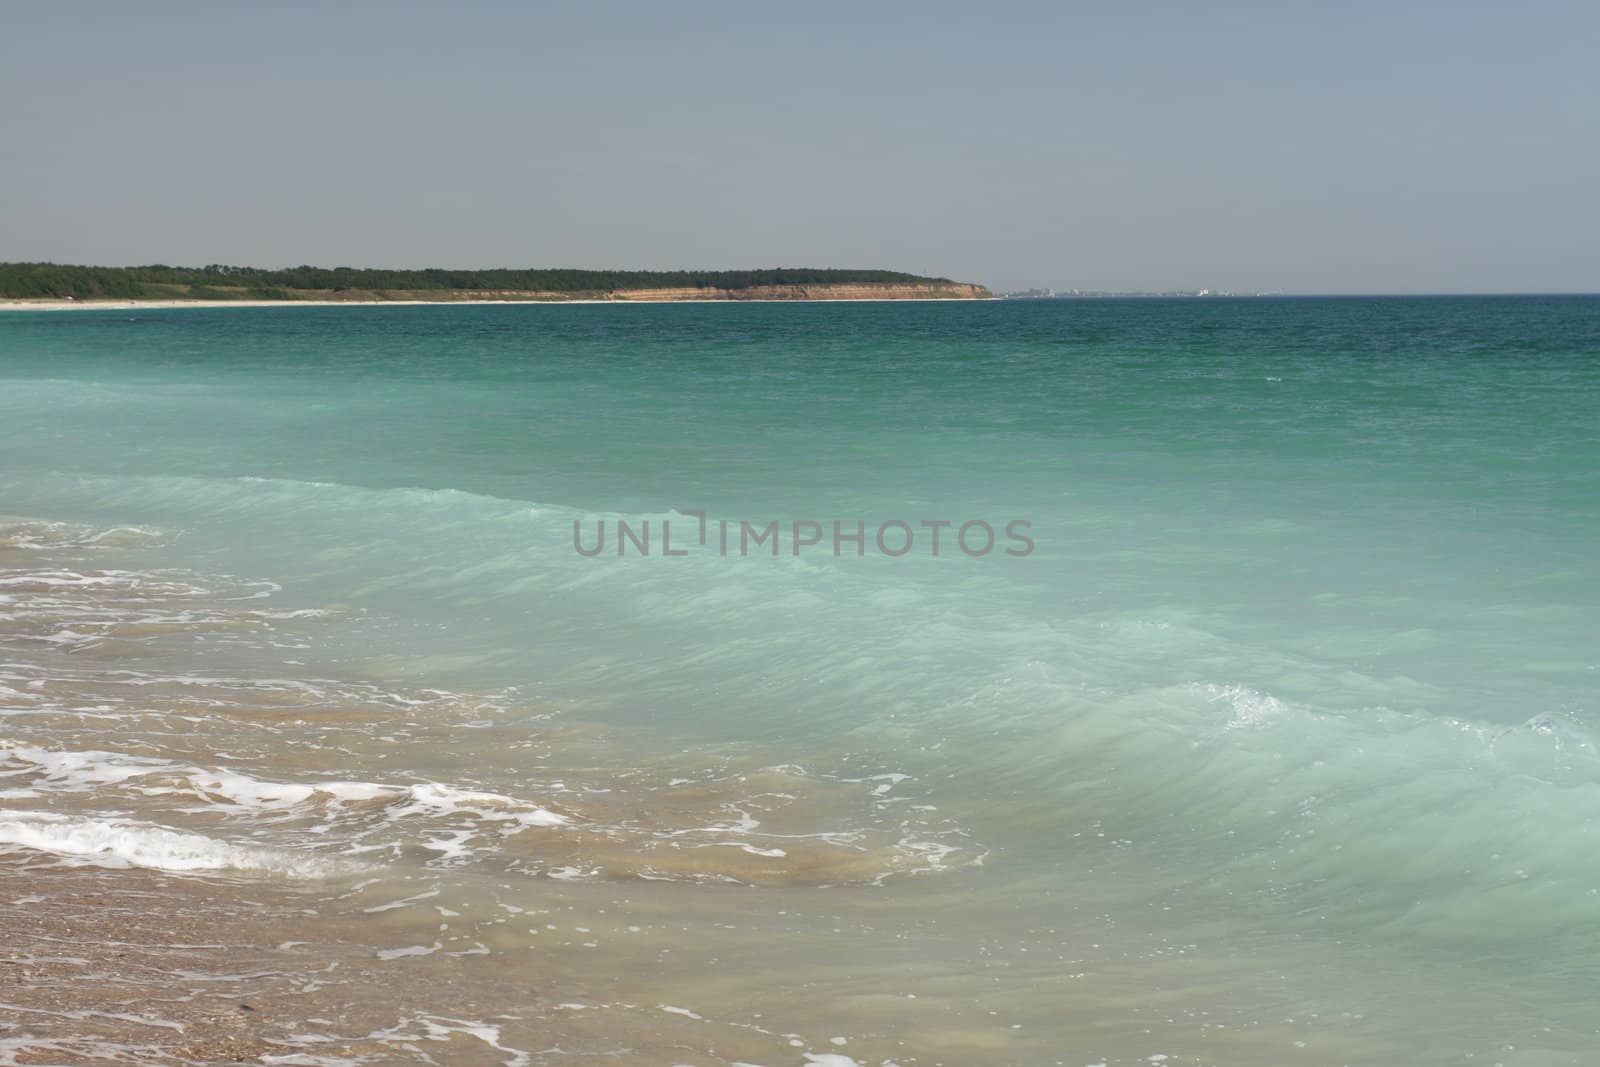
1;297;1598;1064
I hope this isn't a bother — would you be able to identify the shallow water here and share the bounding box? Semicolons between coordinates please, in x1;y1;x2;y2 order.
1;298;1598;1064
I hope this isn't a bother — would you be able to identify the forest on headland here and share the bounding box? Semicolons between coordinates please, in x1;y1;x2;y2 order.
0;262;965;301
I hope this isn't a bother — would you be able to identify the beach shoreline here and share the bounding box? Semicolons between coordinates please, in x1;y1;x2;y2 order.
0;295;990;312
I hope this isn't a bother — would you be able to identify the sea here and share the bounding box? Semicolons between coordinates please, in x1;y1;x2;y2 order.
0;296;1597;1066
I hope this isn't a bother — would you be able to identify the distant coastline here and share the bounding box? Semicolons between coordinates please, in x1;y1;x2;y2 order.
0;263;991;305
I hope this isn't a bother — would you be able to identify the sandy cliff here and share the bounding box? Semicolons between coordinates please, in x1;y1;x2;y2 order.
602;282;991;301
0;281;992;310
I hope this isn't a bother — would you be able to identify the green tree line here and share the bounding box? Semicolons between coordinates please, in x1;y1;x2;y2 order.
0;262;954;300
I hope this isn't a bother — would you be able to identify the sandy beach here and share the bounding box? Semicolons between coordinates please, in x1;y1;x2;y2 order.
0;296;984;311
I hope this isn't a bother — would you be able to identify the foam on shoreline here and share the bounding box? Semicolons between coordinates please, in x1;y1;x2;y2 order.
0;811;337;875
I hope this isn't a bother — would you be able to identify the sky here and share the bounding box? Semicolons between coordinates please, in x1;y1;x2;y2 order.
2;1;1597;294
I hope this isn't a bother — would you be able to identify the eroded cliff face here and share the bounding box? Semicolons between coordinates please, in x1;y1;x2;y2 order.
18;281;994;305
602;282;990;301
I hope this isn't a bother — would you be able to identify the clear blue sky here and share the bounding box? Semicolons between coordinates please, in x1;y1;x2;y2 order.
2;1;1596;293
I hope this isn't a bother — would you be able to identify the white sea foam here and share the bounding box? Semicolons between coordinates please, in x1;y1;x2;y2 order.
1198;682;1286;729
1;743;168;786
0;811;331;875
0;742;569;866
0;556;295;657
351;1015;531;1067
0;569;210;595
385;782;568;828
375;943;440;960
0;519;165;553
